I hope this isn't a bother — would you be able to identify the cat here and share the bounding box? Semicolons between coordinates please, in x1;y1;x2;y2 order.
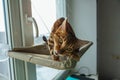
43;17;92;61
43;17;65;61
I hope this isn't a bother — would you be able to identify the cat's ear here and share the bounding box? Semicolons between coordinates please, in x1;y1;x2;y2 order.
51;17;65;33
61;18;68;31
61;18;75;34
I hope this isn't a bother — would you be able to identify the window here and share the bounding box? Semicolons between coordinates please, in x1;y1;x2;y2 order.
2;0;69;80
31;0;56;36
0;0;10;80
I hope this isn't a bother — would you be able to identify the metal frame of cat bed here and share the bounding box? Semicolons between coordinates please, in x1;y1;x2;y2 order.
8;42;93;70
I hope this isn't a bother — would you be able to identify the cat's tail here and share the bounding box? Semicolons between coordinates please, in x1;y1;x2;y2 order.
42;35;48;44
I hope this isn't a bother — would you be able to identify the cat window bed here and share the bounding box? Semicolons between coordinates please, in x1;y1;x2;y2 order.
8;42;93;70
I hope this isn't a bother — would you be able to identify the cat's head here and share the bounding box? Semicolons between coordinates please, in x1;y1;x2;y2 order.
53;19;91;60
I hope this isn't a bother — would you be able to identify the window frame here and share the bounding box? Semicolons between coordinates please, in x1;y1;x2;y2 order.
3;0;36;80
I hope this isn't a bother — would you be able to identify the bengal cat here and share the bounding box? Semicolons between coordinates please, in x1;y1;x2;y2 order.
43;17;92;61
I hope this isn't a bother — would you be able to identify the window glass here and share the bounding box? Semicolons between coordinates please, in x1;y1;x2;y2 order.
0;0;10;80
31;0;56;37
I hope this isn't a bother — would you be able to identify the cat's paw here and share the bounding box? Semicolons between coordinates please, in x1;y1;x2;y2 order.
51;55;60;61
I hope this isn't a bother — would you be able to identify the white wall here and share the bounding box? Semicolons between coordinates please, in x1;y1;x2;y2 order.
98;0;120;79
68;0;97;74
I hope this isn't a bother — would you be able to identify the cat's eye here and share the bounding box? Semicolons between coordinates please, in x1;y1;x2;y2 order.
66;48;73;52
59;38;63;43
